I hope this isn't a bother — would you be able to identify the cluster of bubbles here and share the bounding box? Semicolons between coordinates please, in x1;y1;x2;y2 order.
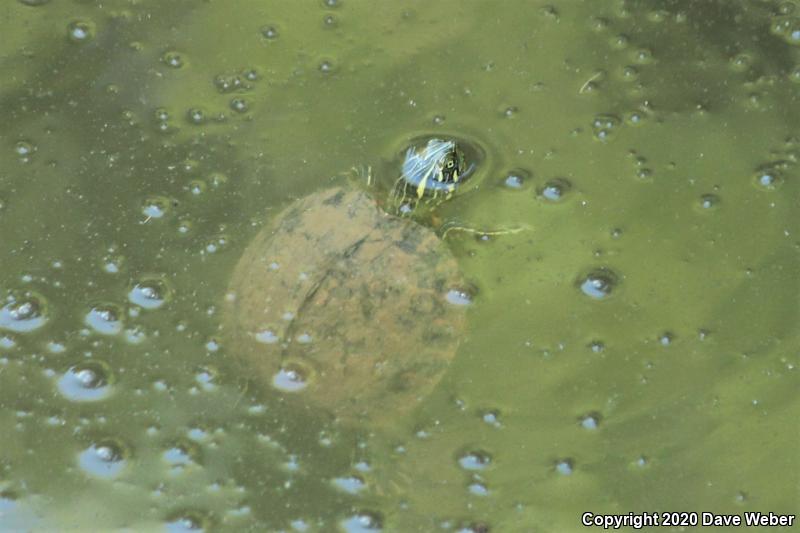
68;277;171;346
151;62;262;135
627;149;653;181
495;164;625;311
213;68;259;94
769;6;800;46
135;164;229;246
0;270;178;487
591;114;622;142
211;67;261;115
258;0;341;74
499;168;574;204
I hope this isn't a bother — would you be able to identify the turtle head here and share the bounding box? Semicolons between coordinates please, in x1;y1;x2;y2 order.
391;137;478;216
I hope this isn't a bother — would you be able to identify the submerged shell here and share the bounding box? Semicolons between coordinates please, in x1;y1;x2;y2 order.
224;187;467;424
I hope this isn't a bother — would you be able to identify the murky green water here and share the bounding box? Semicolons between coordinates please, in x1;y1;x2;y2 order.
1;1;798;531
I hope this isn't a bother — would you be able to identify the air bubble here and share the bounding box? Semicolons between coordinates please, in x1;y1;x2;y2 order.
626;111;644;126
272;364;310;392
0;293;48;332
125;326;147;344
186;108;205;124
591;17;609;32
67;20;94;42
186;427;208;442
48;341;67;353
14;140;35;158
188;180;206;195
142;196;170;219
580;412;601;430
0;335;16;349
289;519;309;531
698;194;720;210
539;178;571;202
468;481;489;496
162;51;185;68
195;366;217;391
58;361;113;402
332;475;366;494
753;169;783;190
457;450;492;471
456;522;491;533
85;304;123;335
502;106;518;118
621;65;638;81
209;172;228;188
588;340;605;352
177;219;192;234
163;441;200;467
260;25;279;40
165;511;208;532
481;409;501;427
254;329;279;344
446;288;474;306
730;54;751;72
577;268;619;300
230;98;248;113
611;33;629;49
128;278;170;309
632;47;653;64
555;458;573;475
78;440;128;479
340;511;383;533
502;169;529;190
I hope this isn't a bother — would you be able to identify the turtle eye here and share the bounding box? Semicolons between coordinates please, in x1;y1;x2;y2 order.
446;160;455;168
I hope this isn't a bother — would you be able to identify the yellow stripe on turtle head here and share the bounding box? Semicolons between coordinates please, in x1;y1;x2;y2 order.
416;174;428;199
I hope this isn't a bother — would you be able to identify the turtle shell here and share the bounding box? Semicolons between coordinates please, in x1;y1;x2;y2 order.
224;187;467;424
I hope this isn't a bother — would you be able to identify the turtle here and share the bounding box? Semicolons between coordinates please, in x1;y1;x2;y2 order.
223;137;480;426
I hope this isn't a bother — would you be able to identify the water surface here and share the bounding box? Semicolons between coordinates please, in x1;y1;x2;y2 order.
1;1;798;531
